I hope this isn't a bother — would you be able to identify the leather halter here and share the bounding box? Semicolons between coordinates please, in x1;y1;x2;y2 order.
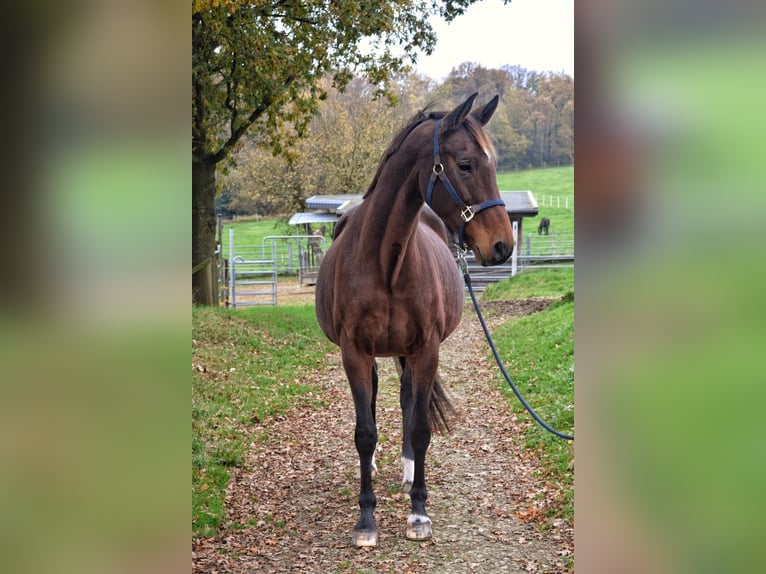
424;118;506;249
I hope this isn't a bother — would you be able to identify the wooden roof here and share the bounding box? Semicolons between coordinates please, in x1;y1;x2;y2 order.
304;191;539;217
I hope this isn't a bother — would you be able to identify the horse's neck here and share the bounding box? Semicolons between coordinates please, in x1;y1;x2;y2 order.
362;163;424;288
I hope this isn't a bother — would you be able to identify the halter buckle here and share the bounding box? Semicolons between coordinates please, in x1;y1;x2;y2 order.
460;205;475;223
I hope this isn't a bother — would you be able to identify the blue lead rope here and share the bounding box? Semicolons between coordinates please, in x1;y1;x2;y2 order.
459;253;574;441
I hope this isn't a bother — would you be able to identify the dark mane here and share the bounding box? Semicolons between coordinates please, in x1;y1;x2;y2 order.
363;105;495;199
363;106;445;199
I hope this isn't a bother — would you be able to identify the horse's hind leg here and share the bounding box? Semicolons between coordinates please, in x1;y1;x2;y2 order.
357;360;378;477
342;349;378;547
398;357;415;493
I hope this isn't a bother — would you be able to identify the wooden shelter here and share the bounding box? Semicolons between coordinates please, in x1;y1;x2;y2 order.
292;190;539;245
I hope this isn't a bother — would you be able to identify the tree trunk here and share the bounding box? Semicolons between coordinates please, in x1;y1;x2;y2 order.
192;160;219;306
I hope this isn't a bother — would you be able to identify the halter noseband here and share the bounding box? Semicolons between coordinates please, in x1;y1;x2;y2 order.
424;118;506;249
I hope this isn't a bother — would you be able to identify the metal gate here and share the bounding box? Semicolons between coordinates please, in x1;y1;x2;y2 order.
227;227;278;307
260;235;327;286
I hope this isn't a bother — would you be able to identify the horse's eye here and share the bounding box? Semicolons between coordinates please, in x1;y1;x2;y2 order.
457;161;472;172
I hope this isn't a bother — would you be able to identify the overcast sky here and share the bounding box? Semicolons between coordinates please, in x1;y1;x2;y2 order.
414;0;574;81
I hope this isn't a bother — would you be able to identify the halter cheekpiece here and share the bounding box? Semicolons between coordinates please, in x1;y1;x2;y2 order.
424;118;506;249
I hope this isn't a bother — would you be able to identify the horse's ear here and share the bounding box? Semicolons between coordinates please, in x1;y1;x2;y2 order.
443;92;478;132
471;95;499;126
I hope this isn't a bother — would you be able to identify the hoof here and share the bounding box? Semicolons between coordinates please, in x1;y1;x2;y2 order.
406;515;432;540
401;480;412;494
352;529;378;547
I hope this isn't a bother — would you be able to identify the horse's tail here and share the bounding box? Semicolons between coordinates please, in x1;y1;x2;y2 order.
395;358;455;434
430;372;454;434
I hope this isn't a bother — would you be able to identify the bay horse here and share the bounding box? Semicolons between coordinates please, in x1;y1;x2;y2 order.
538;217;550;235
315;93;515;547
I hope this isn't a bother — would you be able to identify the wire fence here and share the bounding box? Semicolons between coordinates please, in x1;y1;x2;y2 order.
464;232;574;291
536;195;574;210
215;219;573;302
521;232;575;258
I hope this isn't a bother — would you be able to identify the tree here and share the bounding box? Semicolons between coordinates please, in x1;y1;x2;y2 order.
488;91;530;171
218;73;435;217
519;73;573;167
438;62;511;104
436;64;532;171
192;0;501;305
539;74;574;165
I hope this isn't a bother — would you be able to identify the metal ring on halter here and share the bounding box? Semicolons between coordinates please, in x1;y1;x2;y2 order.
455;245;469;274
432;163;444;175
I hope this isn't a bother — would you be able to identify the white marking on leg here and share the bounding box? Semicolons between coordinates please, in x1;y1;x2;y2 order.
401;457;414;486
355;443;378;478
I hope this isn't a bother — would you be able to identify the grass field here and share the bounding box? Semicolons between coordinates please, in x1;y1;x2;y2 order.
192;305;335;536
483;267;574;300
480;269;574;522
497;166;574;237
220;165;574;246
219;218;296;253
496;165;573;198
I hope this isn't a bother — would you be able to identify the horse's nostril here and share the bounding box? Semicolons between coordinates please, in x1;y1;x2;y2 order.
493;240;513;262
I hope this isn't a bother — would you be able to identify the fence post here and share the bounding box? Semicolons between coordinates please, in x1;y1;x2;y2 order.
511;221;518;277
229;226;235;308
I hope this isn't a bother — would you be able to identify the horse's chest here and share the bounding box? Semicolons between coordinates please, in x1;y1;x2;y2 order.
345;298;440;356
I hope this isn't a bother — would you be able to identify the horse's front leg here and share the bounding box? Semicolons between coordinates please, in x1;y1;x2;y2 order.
342;349;378;547
405;354;439;541
398;357;415;494
356;360;380;478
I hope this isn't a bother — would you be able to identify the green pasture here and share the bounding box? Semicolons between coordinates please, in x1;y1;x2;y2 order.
480;269;574;522
496;165;573;197
219;217;296;252
483;267;574;301
525;206;573;237
192;305;335;536
497;166;574;237
219;166;574;244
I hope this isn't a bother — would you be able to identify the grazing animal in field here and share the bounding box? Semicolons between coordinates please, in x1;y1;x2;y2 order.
538;217;550;235
315;93;514;547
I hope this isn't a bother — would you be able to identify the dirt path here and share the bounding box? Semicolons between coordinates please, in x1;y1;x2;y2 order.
193;295;573;573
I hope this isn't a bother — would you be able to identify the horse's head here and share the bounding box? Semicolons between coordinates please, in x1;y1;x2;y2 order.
417;93;515;266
